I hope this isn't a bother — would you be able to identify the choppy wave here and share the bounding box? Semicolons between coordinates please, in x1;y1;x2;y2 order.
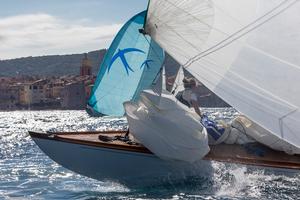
0;109;299;199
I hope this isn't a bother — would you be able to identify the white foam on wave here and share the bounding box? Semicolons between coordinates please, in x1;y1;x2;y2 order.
211;161;300;199
60;178;130;193
211;162;263;198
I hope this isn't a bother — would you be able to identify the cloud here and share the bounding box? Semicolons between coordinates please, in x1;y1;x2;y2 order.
0;13;122;59
0;35;5;41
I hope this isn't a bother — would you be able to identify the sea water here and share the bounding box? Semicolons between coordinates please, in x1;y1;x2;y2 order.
0;109;299;199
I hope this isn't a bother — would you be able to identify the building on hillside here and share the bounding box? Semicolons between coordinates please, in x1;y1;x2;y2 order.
19;84;30;105
78;75;96;102
0;85;20;110
61;81;86;109
19;79;48;105
80;53;92;76
48;81;65;99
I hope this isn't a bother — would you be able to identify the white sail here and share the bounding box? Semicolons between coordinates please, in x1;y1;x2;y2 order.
145;0;300;148
124;89;209;163
171;66;185;95
124;61;210;162
152;66;166;95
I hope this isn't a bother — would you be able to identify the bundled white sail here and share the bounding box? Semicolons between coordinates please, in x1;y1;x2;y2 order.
124;89;210;163
145;0;300;150
125;65;210;162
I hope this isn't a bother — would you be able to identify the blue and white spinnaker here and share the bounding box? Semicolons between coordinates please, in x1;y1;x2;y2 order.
88;11;164;116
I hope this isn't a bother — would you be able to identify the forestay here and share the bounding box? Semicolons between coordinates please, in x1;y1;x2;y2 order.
88;11;164;116
145;0;300;148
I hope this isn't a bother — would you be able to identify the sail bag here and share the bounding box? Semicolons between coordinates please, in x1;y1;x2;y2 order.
124;89;210;163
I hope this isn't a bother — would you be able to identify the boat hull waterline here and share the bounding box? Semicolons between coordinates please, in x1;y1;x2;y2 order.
29;131;300;183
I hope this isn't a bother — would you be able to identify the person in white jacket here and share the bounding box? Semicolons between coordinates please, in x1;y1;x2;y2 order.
181;77;208;117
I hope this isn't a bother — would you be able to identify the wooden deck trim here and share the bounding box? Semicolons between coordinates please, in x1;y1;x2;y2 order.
46;130;127;135
203;154;300;170
29;131;152;154
29;131;300;170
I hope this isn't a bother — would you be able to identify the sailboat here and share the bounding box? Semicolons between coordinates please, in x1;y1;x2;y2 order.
29;0;300;184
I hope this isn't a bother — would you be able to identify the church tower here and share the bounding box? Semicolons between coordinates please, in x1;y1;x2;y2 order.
80;53;92;76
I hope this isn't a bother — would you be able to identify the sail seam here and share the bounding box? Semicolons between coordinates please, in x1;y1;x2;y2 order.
185;0;291;66
200;56;297;112
184;0;297;68
187;60;291;119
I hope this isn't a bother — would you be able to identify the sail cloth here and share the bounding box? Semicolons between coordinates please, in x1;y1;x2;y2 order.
88;11;164;116
124;89;209;163
171;66;185;96
145;0;300;149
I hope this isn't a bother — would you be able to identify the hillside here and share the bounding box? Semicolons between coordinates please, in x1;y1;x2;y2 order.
0;50;106;77
0;49;181;77
0;50;229;107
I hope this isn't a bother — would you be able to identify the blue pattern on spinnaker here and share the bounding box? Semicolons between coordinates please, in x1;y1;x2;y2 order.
88;11;165;116
108;48;146;75
140;59;154;69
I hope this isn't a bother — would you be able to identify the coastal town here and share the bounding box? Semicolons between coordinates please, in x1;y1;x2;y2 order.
0;51;230;111
0;53;95;110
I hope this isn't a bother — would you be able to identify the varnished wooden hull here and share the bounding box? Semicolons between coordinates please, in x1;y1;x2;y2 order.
29;130;300;184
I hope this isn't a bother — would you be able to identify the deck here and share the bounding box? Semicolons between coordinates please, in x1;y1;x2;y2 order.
29;130;300;170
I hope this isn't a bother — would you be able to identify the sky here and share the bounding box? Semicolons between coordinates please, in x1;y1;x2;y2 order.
0;0;148;59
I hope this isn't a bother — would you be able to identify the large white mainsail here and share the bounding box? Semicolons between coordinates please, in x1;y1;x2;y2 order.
145;0;300;148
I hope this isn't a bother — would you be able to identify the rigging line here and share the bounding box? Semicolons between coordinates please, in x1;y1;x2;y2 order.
150;14;205;53
146;2;214;49
142;34;164;85
143;0;151;29
160;39;194;62
184;0;297;68
142;34;164;64
185;0;292;66
151;4;214;35
200;61;291;108
162;0;291;67
149;0;213;28
184;0;294;67
200;56;297;112
187;63;286;120
163;0;226;35
150;0;294;69
188;69;286;138
245;44;300;71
